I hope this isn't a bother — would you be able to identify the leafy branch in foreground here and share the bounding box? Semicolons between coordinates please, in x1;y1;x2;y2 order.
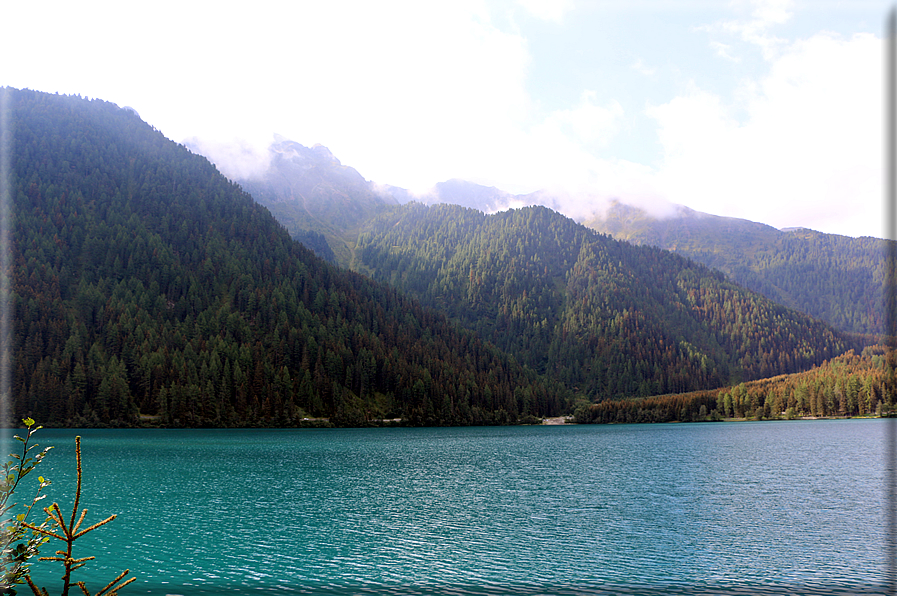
22;437;134;596
0;418;53;593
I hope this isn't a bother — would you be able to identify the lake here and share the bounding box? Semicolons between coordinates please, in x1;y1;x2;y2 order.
10;420;890;595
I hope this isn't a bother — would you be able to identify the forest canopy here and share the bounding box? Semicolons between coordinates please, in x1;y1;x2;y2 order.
8;88;567;427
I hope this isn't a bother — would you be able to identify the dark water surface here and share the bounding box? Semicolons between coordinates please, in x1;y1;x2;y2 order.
13;420;888;595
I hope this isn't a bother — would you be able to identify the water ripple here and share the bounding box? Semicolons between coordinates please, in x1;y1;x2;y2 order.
20;422;888;595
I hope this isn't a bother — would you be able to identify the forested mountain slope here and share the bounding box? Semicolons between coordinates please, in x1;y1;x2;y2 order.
585;201;887;337
9;88;568;427
356;203;853;401
220;136;885;342
574;345;891;424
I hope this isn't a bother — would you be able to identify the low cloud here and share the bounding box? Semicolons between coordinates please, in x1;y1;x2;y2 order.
542;188;678;224
183;136;273;181
102;1;878;238
646;30;880;237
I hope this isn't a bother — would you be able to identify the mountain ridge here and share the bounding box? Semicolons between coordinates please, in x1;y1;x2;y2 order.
9;87;566;427
9;90;874;429
207;136;886;339
355;201;853;401
584;201;888;336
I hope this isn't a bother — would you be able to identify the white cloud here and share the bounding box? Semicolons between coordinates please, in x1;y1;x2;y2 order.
701;0;795;61
632;58;656;76
516;0;575;23
2;0;882;237
177;5;880;238
142;1;533;196
710;41;740;62
647;31;881;237
749;0;794;26
183;137;272;181
539;91;624;148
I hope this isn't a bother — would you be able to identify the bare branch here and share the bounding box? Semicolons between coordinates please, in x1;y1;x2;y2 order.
71;508;88;535
95;570;134;596
73;514;116;539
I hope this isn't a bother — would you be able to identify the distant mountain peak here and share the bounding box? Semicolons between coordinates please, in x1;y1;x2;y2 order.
226;137;398;262
311;143;337;161
268;138;343;168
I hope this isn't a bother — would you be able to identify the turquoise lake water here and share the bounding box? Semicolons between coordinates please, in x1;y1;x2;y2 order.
8;420;890;595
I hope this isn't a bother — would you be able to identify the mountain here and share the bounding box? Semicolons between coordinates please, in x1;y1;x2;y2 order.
217;136;398;264
8;88;568;427
192;136;867;402
19;90;870;423
355;202;854;401
411;179;516;212
208;137;566;266
212;138;886;341
584;201;887;337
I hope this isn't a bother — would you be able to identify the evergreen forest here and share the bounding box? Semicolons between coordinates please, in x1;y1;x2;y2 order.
586;201;889;337
355;202;856;401
8;88;567;427
574;345;893;424
6;88;888;428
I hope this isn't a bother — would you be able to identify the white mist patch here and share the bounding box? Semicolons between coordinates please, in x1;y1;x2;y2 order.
517;185;679;224
622;194;680;220
485;198;532;214
183;136;273;181
370;182;398;201
405;184;442;202
586;195;678;223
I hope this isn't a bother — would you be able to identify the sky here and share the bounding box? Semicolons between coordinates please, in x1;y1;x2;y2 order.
0;0;889;238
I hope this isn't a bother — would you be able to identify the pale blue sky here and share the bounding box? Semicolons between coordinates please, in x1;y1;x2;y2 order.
0;0;889;237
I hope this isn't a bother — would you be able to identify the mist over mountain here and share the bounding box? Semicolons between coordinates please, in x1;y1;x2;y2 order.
394;180;600;221
190;135;885;340
585;201;888;337
398;179;516;212
200;136;861;394
186;135;400;264
192;136;676;228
